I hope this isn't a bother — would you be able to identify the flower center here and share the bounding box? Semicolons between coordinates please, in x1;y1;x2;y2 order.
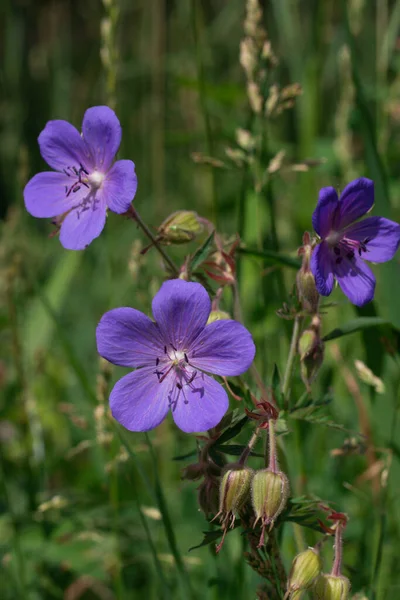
153;344;198;405
63;164;105;198
327;232;371;265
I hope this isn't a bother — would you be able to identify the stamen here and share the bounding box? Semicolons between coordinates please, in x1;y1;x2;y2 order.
184;353;189;363
334;247;341;256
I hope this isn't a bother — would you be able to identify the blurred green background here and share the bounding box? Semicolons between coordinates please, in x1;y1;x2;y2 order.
1;0;400;598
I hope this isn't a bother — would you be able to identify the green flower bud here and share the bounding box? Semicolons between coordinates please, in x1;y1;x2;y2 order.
299;316;324;392
296;233;319;313
287;548;322;596
158;210;204;244
207;310;231;324
313;574;351;600
252;469;290;529
218;466;253;526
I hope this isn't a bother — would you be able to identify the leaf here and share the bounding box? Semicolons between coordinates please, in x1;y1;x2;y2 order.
190;230;215;271
322;317;394;342
172;449;198;461
281;497;326;533
238;246;301;269
189;529;223;552
289;409;356;433
213;444;264;458
216;415;249;445
272;364;284;408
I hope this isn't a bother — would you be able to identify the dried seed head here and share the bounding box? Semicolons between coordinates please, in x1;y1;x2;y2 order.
218;466;253;519
313;574;351;600
252;469;290;526
287;548;322;596
158;210;204;245
252;469;290;547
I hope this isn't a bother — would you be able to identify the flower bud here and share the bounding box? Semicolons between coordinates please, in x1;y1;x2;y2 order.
207;310;231;324
158;211;204;245
198;477;219;517
218;466;253;525
313;574;351;600
252;469;290;530
296;232;319;313
287;548;322;596
299;315;324;391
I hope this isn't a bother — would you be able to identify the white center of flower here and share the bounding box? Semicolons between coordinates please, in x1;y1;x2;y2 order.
174;350;186;363
325;230;342;246
89;170;105;189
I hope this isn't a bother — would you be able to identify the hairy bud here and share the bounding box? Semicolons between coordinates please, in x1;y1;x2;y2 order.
207;310;231;324
158;210;204;245
296;232;319;313
252;469;289;542
218;466;253;520
299;315;324;391
286;548;322;597
313;574;351;600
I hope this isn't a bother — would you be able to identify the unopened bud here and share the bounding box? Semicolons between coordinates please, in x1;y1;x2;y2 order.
198;477;219;517
207;310;231;324
218;466;253;524
299;316;324;391
313;574;351;600
158;211;203;245
296;233;319;313
181;463;204;481
252;469;290;531
287;548;322;596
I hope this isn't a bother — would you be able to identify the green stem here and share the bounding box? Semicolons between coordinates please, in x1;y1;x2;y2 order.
268;420;278;473
129;207;180;276
239;428;260;465
281;316;303;407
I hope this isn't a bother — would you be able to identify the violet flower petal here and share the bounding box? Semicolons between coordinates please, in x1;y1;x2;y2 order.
110;367;170;432
24;172;84;218
171;371;229;433
59;198;107;250
312;187;338;238
100;160;137;214
96;307;164;368
38;120;92;172
334;254;376;306
152;279;211;349
336;177;374;229
310;242;335;296
345;216;400;263
82;106;121;172
189;320;255;376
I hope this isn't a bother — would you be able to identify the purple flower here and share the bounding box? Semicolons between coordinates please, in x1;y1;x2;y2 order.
96;279;256;433
311;178;400;306
24;106;137;250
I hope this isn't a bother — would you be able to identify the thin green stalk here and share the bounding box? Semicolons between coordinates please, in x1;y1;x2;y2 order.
129;207;180;276
144;433;196;600
281;316;303;407
191;0;217;225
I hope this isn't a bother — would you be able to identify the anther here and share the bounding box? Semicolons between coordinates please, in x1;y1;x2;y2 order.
156;358;160;366
346;250;355;260
335;257;343;265
334;247;341;256
184;353;189;363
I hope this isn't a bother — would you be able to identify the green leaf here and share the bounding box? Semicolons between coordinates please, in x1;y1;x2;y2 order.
189;529;223;552
216;415;249;445
322;317;394;342
172;449;198;461
213;444;264;458
190;230;215;271
238;246;301;269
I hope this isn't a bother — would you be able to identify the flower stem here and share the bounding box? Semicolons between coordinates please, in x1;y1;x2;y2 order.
268;419;278;473
128;207;180;276
239;428;260;465
281;315;303;407
331;523;344;577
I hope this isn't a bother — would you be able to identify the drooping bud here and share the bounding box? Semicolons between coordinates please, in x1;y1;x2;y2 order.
252;469;289;545
215;465;253;552
296;232;319;314
198;476;220;518
157;210;204;245
207;310;231;324
299;315;324;391
286;548;322;598
313;574;351;600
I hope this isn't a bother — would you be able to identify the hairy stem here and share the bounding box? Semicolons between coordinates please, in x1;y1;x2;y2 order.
281;316;303;407
128;206;180;276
